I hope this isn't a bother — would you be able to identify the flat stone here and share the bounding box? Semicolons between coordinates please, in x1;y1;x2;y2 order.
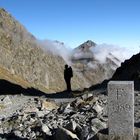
41;100;59;111
91;118;107;137
36;110;50;117
93;103;103;114
23;105;39;113
108;81;134;139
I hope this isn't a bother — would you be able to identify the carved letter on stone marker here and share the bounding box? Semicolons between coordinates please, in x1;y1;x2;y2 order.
108;81;134;139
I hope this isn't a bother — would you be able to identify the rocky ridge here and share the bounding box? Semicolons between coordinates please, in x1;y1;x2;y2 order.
112;52;140;90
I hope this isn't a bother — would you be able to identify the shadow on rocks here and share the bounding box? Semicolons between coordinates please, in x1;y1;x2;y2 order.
0;133;28;140
93;128;108;140
135;122;140;128
0;79;80;98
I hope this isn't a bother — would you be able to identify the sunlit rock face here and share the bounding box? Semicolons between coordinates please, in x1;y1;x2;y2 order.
0;8;89;93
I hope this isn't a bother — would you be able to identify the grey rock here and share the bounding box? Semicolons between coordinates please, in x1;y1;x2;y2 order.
82;93;93;101
86;132;96;140
14;130;22;138
63;103;75;114
27;127;31;133
51;121;58;129
42;124;52;136
22;131;27;138
91;118;107;133
74;98;85;107
0;128;3;134
54;126;79;140
29;131;36;139
71;113;85;120
80;126;90;140
37;111;45;118
23;105;39;113
93;102;103;114
65;120;77;132
1;96;12;105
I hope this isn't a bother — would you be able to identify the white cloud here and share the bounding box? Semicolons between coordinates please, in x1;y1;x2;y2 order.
90;43;139;64
37;39;72;64
38;39;139;68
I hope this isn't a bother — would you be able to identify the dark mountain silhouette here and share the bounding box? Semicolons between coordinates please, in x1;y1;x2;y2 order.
112;53;140;90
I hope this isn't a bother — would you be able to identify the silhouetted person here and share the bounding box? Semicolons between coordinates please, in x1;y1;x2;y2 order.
64;64;73;92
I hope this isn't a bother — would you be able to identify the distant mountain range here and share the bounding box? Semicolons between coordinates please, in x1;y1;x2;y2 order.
0;8;136;93
71;40;121;85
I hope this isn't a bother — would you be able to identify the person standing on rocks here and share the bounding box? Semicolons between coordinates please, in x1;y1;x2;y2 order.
64;64;73;92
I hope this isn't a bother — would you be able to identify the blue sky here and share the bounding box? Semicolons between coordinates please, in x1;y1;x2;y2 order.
0;0;140;49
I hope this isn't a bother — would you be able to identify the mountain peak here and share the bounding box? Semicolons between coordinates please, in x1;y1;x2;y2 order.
0;8;7;12
0;8;10;17
74;40;96;53
85;40;96;45
79;40;96;48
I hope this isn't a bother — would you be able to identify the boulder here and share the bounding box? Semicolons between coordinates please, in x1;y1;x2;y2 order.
91;118;107;132
63;103;75;114
42;124;52;136
23;106;39;113
14;130;23;138
41;100;59;111
65;120;77;132
54;126;79;140
93;103;103;114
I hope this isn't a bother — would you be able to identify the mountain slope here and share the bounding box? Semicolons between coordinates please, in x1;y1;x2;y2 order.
112;52;140;89
0;8;90;93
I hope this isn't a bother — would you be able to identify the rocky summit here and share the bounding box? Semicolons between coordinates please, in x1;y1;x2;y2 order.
0;90;140;140
1;92;106;140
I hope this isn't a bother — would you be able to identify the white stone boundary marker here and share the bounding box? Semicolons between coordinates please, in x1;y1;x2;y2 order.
108;81;134;140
